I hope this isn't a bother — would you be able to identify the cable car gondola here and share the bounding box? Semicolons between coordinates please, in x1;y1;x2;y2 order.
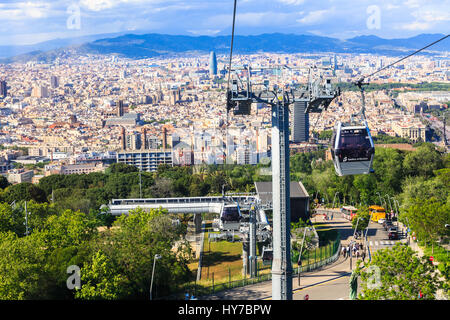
331;120;375;176
219;203;242;231
329;34;450;176
330;81;375;176
261;245;273;265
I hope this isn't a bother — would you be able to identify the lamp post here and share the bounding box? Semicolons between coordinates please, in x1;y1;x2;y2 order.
376;192;384;207
24;201;30;236
350;217;362;270
150;254;161;300
405;216;411;245
297;227;312;286
332;192;339;209
393;199;401;231
139;168;142;199
385;195;393;217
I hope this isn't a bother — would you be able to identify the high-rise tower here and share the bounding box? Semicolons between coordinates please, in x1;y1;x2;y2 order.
292;101;309;143
209;51;217;77
0;81;7;97
50;76;59;89
117;100;124;117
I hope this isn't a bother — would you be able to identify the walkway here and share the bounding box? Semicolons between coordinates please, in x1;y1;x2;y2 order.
202;215;361;300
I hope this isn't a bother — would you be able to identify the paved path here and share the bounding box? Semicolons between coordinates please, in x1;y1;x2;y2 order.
203;255;355;300
202;215;364;300
201;214;427;300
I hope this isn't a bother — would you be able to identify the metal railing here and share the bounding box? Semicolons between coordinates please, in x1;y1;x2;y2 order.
158;235;341;300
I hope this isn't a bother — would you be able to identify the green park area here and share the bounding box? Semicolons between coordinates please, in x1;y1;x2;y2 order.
0;141;448;299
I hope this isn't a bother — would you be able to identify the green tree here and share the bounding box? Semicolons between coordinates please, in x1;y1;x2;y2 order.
404;198;449;253
91;208;193;299
356;243;442;300
372;147;405;195
0;203;22;235
403;143;443;178
107;163;138;174
40;209;98;250
318;130;333;140
0;232;48;299
75;250;130;300
0;176;10;189
400;175;448;209
351;208;371;232
4;183;47;203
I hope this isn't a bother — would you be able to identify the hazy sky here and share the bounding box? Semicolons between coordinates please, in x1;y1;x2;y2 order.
0;0;449;45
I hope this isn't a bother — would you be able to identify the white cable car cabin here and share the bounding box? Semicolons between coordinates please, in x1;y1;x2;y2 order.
331;120;375;176
261;246;273;265
219;203;242;231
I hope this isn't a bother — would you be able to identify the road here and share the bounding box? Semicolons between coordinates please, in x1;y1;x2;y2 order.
203;213;405;300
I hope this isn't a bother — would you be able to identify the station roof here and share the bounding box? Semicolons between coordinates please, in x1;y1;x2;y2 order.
254;181;309;205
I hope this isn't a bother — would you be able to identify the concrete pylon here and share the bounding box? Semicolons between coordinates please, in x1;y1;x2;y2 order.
193;213;203;234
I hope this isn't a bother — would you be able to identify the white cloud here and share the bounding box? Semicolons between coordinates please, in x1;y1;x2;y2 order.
0;1;51;20
79;0;177;12
400;21;432;31
206;11;295;28
187;29;221;36
296;9;330;24
412;10;450;23
277;0;305;5
79;0;117;11
385;4;400;10
403;0;422;9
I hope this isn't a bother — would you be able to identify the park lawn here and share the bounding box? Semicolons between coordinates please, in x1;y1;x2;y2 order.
200;233;244;283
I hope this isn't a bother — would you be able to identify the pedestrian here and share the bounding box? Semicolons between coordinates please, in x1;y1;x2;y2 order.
361;250;366;262
346;246;350;257
341;246;346;258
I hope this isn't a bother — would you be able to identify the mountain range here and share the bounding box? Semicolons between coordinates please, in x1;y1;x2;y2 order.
0;33;448;64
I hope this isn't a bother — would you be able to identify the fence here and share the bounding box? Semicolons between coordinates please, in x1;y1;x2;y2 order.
158;234;341;300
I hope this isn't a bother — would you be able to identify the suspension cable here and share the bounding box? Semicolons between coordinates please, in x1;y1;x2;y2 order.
226;0;238;93
352;34;449;121
225;0;237;165
356;34;449;84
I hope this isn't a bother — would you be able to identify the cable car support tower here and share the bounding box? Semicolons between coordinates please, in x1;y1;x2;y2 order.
226;66;339;300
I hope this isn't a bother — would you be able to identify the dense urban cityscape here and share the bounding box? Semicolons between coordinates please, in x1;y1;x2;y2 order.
1;51;449;184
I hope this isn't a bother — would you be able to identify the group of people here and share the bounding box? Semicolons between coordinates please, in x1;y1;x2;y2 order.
341;242;366;261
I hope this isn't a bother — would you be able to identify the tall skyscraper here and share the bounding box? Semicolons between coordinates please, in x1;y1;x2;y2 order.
117;100;124;117
121;127;127;150
292;101;309;143
141;127;147;150
31;85;49;98
209;51;217;77
0;81;7;97
50;76;59;88
162;127;169;150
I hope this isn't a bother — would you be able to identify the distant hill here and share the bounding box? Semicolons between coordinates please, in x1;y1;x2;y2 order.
0;32;130;59
1;33;448;63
